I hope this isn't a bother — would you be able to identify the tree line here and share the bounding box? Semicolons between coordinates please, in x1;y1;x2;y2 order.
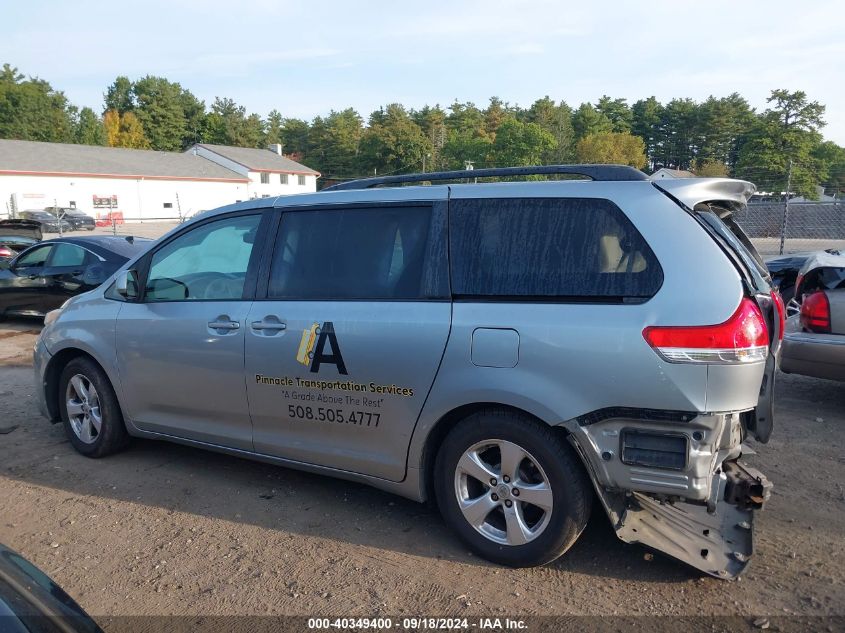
1;63;843;198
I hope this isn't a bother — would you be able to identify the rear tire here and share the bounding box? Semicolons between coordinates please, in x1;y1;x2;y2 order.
434;409;592;567
59;357;129;457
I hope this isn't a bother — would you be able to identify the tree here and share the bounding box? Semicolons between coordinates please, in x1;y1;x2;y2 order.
658;98;699;169
103;76;133;114
572;103;612;140
265;110;284;146
279;117;310;159
489;117;556;167
73;107;106;145
130;76;193;150
575;132;647;169
307;108;363;178
359;104;431;175
736;89;826;198
696;94;755;170
690;158;729;177
412;105;447;171
0;64;75;142
205;97;265;147
103;75;206;150
103;109;149;148
813;141;845;197
525;97;575;163
596;96;632;133
484;97;511;137
441;101;493;169
632;97;663;169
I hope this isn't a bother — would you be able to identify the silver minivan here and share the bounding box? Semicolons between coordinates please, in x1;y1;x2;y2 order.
34;165;782;578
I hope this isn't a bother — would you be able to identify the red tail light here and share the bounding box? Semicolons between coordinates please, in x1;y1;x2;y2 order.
643;298;769;364
0;247;13;258
800;291;831;333
771;290;785;341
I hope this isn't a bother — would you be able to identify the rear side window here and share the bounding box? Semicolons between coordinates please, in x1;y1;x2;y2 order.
49;243;88;267
449;197;662;300
268;205;445;300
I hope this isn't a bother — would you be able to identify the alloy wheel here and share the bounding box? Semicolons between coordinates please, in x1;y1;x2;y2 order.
65;374;102;444
453;439;554;546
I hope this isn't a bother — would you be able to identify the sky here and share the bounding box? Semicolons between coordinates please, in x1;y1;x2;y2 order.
2;0;844;144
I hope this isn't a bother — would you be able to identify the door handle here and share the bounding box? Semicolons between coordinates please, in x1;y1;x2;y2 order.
28;274;39;280
208;320;240;330
251;320;286;331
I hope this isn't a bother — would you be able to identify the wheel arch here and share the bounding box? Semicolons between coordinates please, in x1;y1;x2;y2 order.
418;401;577;504
43;347;113;423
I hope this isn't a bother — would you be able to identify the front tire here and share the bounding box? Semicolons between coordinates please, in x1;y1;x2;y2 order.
59;357;129;457
434;409;592;567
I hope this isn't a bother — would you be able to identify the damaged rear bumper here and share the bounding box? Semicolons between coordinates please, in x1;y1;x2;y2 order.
567;409;772;578
599;460;771;578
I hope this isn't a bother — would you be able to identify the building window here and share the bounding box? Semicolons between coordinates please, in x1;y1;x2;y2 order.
260;173;270;184
69;201;76;209
163;202;173;209
298;174;306;186
280;173;288;185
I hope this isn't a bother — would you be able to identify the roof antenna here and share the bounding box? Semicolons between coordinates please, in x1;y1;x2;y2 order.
125;235;134;244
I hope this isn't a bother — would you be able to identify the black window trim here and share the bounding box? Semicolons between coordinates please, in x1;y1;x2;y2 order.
446;196;664;304
256;200;451;303
118;208;273;304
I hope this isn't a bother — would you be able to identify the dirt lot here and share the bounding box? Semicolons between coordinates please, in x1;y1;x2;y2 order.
0;321;843;627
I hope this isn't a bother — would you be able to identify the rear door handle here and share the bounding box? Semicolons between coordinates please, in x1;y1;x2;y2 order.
208;320;240;330
251;320;286;331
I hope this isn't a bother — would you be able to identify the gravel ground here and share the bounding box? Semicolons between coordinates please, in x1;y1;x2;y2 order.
0;322;843;628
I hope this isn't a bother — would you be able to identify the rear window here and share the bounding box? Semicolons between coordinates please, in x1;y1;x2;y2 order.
695;206;771;293
449;197;663;300
801;267;845;295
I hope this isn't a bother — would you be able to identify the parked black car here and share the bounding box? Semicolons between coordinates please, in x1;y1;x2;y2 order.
0;235;151;320
17;210;72;233
0;219;42;259
0;542;102;633
43;207;96;231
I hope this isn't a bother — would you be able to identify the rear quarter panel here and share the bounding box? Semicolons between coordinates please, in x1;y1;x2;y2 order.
409;181;761;468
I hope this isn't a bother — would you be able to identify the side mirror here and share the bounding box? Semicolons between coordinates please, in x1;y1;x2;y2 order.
0;258;10;271
115;269;140;300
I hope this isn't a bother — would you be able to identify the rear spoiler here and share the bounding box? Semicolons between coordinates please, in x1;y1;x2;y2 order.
652;178;756;215
0;219;43;241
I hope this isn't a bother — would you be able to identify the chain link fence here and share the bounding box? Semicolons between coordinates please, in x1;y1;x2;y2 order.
734;201;845;258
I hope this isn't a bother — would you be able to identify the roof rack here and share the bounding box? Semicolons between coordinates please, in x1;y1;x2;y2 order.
323;164;648;191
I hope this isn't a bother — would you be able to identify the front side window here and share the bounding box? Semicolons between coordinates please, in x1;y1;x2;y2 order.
268;206;434;300
49;243;87;267
449;197;662;300
145;214;261;301
15;245;53;268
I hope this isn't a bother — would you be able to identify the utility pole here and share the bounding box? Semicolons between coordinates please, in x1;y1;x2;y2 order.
55;198;63;236
779;159;793;255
